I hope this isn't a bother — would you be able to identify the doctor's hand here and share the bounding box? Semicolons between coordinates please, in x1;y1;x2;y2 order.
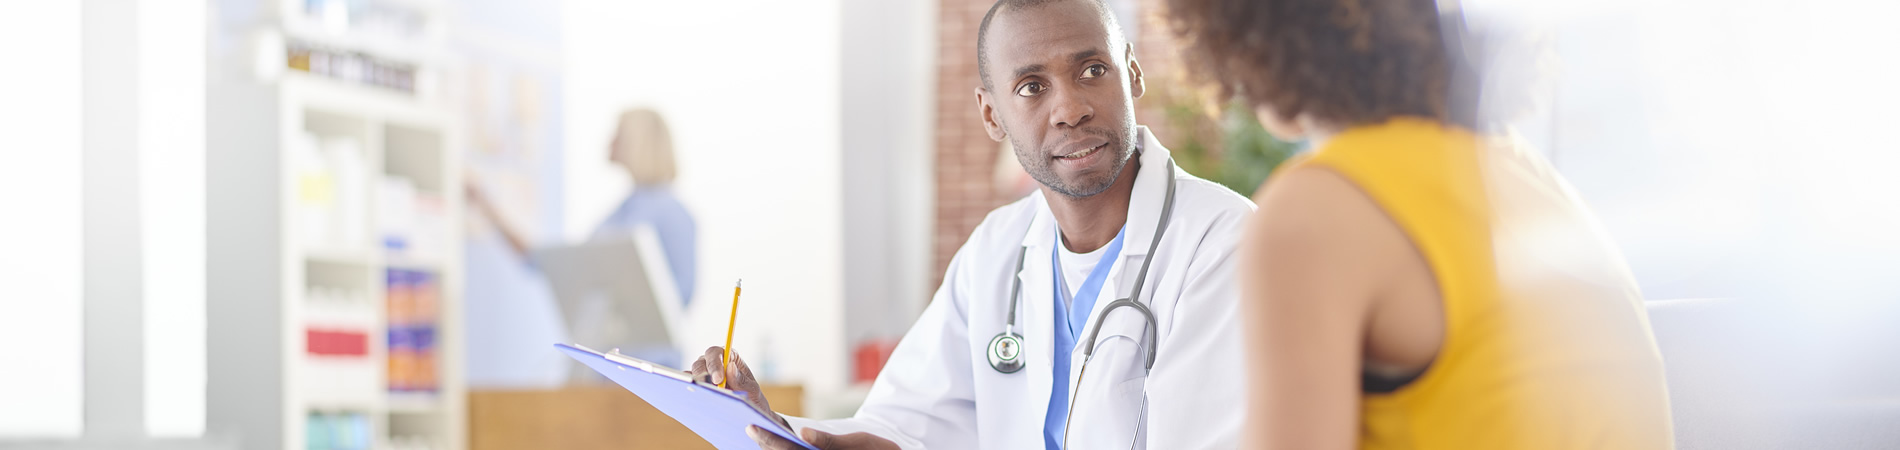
747;425;900;450
687;346;790;430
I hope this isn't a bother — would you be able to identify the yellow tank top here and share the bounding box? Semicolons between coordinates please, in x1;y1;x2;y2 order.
1281;118;1675;449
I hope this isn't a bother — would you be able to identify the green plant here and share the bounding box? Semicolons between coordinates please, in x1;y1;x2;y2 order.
1152;86;1299;197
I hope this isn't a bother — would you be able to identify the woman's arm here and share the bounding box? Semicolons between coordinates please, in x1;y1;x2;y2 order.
464;175;534;261
1239;167;1405;450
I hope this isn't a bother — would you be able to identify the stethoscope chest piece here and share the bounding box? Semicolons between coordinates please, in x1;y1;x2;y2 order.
988;159;1179;379
987;332;1025;374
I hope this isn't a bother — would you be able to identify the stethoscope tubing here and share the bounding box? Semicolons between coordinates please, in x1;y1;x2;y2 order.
994;159;1175;372
988;158;1179;449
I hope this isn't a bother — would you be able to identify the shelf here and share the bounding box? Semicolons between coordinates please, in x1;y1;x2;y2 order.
386;392;441;414
384;255;443;272
378;0;449;15
305;248;378;267
282;71;424;112
280;16;445;67
211;26;464;447
304;398;382;413
300;355;383;413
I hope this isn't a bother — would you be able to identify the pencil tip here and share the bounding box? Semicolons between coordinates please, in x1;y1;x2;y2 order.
736;279;743;288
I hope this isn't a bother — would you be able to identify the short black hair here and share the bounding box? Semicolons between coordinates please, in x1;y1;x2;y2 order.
977;0;1123;90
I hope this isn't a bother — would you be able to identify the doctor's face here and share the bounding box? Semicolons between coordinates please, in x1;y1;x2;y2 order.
976;1;1145;199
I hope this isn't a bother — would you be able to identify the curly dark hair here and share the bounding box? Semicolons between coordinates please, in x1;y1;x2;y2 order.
1162;0;1459;129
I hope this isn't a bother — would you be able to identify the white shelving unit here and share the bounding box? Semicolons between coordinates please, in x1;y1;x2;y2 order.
209;1;462;449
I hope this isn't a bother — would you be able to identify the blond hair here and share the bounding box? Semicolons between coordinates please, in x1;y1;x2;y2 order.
614;108;678;185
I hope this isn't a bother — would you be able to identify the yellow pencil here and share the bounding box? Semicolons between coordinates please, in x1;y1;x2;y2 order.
720;279;742;388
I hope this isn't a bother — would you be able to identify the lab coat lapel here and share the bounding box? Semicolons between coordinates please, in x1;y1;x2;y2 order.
1073;126;1172;375
1121;126;1176;262
1019;130;1177;439
1017;195;1060;426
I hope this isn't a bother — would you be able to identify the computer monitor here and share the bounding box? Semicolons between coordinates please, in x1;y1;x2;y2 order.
532;226;687;379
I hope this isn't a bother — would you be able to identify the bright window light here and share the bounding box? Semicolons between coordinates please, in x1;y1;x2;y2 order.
140;0;209;438
0;0;84;439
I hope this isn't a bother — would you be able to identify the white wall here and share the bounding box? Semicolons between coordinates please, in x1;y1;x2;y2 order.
1467;0;1900;301
1500;3;1900;440
839;0;937;355
562;0;850;394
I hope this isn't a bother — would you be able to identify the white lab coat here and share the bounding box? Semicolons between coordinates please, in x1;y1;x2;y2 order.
787;128;1256;449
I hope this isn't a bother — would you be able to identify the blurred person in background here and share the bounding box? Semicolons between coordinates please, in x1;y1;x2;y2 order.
466;107;699;364
1161;0;1675;448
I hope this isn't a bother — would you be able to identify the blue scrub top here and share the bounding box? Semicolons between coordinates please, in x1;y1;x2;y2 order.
1044;228;1126;449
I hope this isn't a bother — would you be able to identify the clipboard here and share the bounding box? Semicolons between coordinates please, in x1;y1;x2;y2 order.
555;343;817;450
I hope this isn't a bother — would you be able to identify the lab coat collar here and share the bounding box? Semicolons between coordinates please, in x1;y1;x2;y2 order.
1020;125;1177;258
1014;127;1172;424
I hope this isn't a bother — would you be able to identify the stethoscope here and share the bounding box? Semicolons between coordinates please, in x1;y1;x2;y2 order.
985;159;1177;448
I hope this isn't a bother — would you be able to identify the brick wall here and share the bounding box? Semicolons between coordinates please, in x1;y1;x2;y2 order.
932;0;1004;287
1132;0;1189;142
930;0;1190;286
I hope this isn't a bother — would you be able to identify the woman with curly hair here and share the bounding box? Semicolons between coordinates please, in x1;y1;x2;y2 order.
1160;0;1676;448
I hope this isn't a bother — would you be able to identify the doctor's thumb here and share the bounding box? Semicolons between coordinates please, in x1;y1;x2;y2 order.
802;429;897;450
799;428;833;448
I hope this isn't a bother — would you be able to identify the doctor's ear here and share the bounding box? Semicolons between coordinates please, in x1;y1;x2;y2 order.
1126;44;1145;99
974;87;1008;142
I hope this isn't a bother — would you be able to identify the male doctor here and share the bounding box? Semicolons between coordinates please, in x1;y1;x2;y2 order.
687;0;1254;448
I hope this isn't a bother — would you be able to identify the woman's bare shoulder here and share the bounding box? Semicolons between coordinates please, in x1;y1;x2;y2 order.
1245;165;1415;307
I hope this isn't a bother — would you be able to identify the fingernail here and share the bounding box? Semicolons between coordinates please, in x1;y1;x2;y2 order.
746;426;760;439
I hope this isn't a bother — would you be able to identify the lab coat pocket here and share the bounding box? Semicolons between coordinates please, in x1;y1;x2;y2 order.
1111;376;1150;449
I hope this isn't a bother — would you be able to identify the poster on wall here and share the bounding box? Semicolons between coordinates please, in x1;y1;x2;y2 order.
444;0;570;387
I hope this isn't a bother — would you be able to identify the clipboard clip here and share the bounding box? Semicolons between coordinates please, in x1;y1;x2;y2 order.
601;346;743;397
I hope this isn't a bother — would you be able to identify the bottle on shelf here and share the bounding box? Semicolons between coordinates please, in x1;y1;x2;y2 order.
294;131;334;250
303;285;378;404
386;269;438;394
378;176;416;258
327;137;368;250
296;134;371;253
283;39;420;94
305;411;372;450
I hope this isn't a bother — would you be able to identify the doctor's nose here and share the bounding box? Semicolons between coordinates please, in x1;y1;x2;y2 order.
1049;89;1094;129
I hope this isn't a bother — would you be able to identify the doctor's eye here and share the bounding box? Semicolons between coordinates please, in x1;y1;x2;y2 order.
1016;81;1046;97
1080;64;1107;79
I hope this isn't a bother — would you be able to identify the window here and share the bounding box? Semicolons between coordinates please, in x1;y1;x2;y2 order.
0;0;84;439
